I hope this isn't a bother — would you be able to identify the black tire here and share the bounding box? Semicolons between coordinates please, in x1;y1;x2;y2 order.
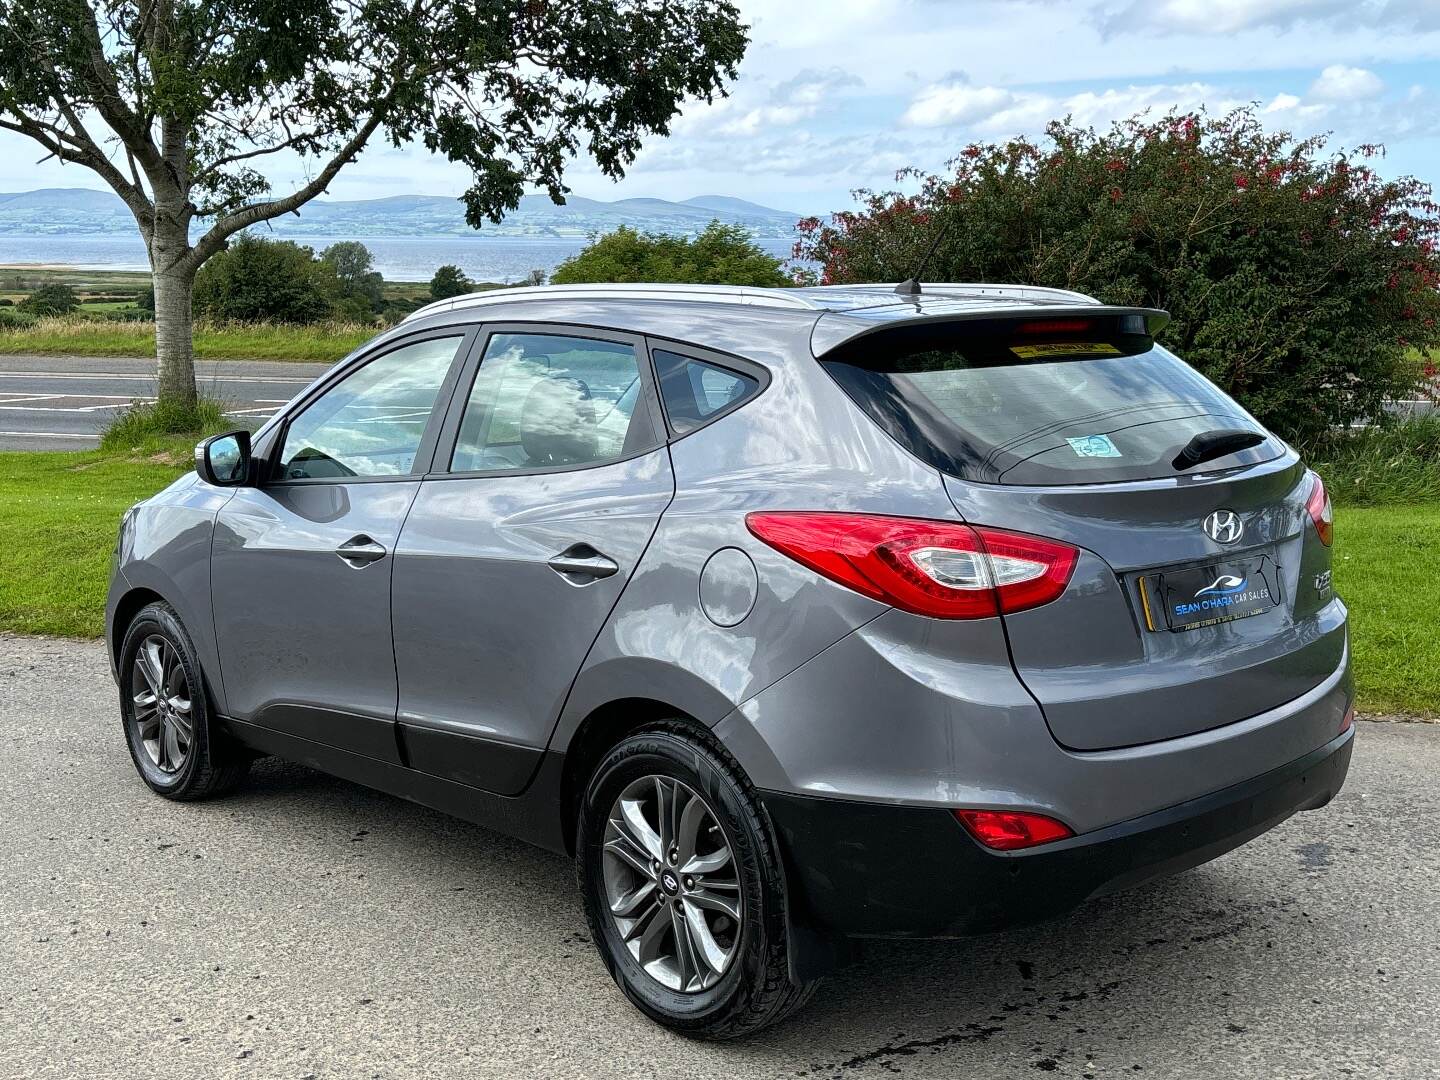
576;720;817;1038
118;601;249;800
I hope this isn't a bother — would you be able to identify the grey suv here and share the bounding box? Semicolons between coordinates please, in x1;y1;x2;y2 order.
107;282;1354;1037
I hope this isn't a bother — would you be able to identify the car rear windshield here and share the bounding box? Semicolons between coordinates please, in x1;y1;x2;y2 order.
820;316;1281;485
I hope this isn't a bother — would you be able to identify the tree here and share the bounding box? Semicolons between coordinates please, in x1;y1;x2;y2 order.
193;235;338;323
18;282;79;316
0;2;747;406
795;108;1440;446
320;241;384;316
551;221;789;286
429;264;472;300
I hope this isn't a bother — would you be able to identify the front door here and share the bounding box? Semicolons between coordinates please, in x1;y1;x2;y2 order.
392;328;673;794
211;330;472;761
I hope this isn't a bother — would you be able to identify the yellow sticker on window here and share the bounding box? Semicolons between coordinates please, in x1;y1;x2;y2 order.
1009;342;1123;359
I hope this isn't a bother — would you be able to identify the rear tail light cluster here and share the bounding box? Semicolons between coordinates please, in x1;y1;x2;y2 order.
1306;471;1333;546
745;512;1078;619
954;809;1074;850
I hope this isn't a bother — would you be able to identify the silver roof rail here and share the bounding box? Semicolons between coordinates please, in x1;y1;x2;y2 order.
796;282;1101;304
403;282;824;322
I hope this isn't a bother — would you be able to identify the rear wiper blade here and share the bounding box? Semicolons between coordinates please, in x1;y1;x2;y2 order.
1172;429;1267;471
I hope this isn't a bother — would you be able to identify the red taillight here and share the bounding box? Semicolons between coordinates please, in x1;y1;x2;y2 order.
1340;704;1355;733
1306;471;1333;547
955;809;1075;851
744;512;1077;619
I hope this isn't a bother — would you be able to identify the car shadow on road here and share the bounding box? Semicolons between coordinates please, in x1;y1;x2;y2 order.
231;755;1336;1076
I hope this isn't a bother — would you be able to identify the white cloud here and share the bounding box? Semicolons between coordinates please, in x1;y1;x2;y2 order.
1309;64;1385;101
902;76;1227;136
1095;0;1432;36
902;79;1018;128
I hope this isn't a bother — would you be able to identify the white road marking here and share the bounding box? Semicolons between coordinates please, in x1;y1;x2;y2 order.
0;370;316;384
0;430;95;439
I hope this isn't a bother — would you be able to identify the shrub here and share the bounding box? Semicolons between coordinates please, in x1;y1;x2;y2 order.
99;395;232;452
795;108;1440;446
0;307;35;327
552;221;789;287
429;264;472;300
19;282;80;316
194;234;339;323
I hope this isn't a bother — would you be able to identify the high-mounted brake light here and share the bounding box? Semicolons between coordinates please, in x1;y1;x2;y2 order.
1305;471;1333;547
954;809;1074;851
744;512;1078;619
1015;319;1096;335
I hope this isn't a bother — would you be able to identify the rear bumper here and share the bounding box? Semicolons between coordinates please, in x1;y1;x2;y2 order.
763;725;1353;939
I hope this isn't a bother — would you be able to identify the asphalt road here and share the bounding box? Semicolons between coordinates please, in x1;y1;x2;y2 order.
0;356;328;450
1;634;1437;1080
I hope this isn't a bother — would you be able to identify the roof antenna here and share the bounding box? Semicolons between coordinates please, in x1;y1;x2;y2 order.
894;213;953;296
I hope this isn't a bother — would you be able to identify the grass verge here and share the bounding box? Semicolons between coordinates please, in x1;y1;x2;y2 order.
1305;417;1440;507
0;316;373;361
0;446;1434;716
1332;504;1440;716
0;441;191;637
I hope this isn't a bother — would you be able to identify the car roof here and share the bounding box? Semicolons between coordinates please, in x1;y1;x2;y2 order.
399;282;1169;361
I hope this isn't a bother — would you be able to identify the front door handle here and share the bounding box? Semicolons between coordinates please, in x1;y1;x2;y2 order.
336;535;388;568
548;545;619;583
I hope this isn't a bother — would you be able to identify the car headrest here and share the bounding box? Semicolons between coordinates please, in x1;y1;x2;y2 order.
519;376;597;466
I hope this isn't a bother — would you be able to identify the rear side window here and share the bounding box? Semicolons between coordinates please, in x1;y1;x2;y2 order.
653;350;760;434
450;332;659;473
821;318;1279;486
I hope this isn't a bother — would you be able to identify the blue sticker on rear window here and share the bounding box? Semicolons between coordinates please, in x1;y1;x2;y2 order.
1066;434;1121;458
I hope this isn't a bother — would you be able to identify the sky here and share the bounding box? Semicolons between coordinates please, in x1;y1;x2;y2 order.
4;0;1440;216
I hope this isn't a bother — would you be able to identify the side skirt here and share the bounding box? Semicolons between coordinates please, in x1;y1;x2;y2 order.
219;715;569;855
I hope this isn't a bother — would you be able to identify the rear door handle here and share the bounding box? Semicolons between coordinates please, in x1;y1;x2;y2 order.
336;535;388;568
548;545;619;583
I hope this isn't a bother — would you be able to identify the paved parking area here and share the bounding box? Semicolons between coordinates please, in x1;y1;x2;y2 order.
0;356;326;449
1;634;1437;1079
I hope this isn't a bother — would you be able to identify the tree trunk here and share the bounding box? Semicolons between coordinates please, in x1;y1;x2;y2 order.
150;227;197;407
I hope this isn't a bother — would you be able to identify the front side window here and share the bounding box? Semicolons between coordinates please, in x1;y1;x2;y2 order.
277;336;462;480
450;333;657;473
653;350;760;433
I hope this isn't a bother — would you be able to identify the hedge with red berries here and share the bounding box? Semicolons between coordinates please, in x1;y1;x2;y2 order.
794;108;1440;445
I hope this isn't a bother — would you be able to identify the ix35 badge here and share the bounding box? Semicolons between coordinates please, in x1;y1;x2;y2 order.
1202;509;1243;544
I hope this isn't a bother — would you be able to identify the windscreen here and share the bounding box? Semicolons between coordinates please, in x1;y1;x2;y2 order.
820;316;1280;485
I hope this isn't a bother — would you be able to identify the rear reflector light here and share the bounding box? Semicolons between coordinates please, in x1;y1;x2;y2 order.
1306;471;1333;547
745;512;1078;619
1340;704;1355;732
955;809;1074;851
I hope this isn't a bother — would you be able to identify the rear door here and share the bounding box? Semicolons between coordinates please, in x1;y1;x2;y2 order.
390;326;673;794
821;315;1345;750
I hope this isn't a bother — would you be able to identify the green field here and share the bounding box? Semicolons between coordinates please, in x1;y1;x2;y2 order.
0;265;495;361
0;440;1434;716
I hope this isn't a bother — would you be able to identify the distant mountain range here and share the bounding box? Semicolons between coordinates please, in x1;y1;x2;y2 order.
0;188;807;238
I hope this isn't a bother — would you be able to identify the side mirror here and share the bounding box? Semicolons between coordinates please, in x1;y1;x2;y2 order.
195;430;252;487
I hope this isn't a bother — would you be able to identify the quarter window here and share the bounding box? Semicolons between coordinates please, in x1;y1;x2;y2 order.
276;336;462;480
653;350;759;433
450;333;657;473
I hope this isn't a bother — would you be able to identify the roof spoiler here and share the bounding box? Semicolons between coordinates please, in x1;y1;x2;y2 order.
811;305;1171;357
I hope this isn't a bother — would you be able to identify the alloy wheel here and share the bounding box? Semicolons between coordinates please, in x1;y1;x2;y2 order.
129;634;194;774
601;775;743;992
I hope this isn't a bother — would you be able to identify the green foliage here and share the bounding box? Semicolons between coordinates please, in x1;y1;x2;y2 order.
99;396;231;452
551;221;789;286
320;241;384;317
797;109;1440;446
194;235;339;323
1304;416;1440;507
0;307;36;327
18;282;79;316
429;264;473;300
135;286;155;312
